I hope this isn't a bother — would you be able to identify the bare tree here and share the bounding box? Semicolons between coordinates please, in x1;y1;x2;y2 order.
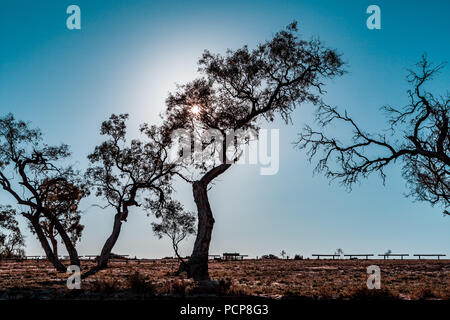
0;114;87;271
0;206;25;259
86;114;179;271
297;56;449;212
163;22;345;280
152;200;196;271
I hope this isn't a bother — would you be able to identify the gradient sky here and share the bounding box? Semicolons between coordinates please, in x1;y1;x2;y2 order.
1;0;449;259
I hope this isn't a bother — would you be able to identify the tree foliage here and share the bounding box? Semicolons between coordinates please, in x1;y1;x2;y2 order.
86;114;178;220
86;114;182;270
0;113;87;269
30;179;86;256
164;21;345;173
161;21;345;280
0;206;25;259
297;56;449;210
152;200;196;264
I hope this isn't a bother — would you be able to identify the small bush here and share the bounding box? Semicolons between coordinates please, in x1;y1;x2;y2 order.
92;279;120;294
170;279;190;296
189;279;248;296
127;271;156;295
217;279;233;295
350;287;399;300
414;287;437;300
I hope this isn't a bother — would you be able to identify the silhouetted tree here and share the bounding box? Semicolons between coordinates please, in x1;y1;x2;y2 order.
152;200;196;271
335;248;344;258
297;56;449;211
0;114;86;271
163;22;345;280
29;179;85;257
86;114;179;271
0;206;25;259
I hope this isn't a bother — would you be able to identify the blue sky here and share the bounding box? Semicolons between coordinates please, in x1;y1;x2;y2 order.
1;0;449;258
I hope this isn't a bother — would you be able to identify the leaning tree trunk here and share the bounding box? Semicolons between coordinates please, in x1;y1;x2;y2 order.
96;212;124;269
185;181;215;280
28;216;66;272
184;163;231;281
87;197;135;276
82;211;125;279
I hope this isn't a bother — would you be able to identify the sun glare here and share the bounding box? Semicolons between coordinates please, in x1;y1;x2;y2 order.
191;105;200;115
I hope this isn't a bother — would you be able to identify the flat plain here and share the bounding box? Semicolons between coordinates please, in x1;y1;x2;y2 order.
0;259;449;300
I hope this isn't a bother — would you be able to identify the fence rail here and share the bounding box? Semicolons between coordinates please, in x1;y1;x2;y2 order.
344;254;374;260
413;254;446;260
312;254;340;260
378;254;409;260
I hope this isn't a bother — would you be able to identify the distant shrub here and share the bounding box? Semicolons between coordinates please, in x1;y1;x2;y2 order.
0;251;25;260
294;254;303;260
0;206;25;260
261;254;279;260
109;253;128;260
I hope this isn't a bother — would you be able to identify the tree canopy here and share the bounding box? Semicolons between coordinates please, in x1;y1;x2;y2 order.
297;56;449;210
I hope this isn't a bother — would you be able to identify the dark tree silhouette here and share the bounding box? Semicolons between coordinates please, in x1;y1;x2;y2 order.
0;114;87;271
86;114;179;271
29;180;85;258
0;206;25;259
163;22;345;280
297;56;449;211
152;200;196;271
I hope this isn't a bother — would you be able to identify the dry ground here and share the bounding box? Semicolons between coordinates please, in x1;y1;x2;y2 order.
0;259;449;300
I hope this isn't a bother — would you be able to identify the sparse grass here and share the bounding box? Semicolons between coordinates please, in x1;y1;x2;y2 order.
349;287;399;300
0;259;449;300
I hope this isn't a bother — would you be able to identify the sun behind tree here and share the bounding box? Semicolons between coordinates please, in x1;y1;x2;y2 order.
191;105;201;115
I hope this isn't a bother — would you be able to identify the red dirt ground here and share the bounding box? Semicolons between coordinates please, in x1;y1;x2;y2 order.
0;259;449;300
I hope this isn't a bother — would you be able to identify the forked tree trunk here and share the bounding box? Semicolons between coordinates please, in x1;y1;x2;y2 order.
184;163;231;281
45;212;80;267
48;224;58;258
28;216;66;272
174;244;188;275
